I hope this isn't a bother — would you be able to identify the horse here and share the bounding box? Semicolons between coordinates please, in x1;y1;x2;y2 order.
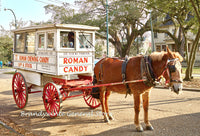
93;47;183;132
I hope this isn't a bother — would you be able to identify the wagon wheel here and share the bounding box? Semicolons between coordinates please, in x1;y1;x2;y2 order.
43;82;62;117
83;89;101;109
12;72;28;109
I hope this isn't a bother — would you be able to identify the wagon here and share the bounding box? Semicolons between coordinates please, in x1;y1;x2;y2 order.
12;24;101;117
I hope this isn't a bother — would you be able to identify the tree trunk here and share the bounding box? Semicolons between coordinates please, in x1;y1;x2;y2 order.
184;27;200;81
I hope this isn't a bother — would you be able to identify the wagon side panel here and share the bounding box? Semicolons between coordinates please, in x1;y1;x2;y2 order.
58;52;94;76
36;51;57;75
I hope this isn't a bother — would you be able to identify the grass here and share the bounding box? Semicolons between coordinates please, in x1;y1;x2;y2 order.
1;66;12;69
182;67;200;74
3;71;15;74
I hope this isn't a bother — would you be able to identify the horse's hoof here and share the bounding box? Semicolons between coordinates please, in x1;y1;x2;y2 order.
146;125;154;131
109;115;114;120
136;126;144;132
104;117;110;123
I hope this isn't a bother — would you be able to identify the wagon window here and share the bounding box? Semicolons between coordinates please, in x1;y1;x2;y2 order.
25;32;35;53
15;33;25;53
79;33;92;48
47;33;54;48
38;34;45;48
60;31;74;48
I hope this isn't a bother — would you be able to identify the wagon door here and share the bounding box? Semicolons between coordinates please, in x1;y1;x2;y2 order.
36;31;57;75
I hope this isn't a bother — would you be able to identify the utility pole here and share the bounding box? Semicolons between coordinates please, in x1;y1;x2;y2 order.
4;8;17;29
106;0;109;57
150;11;155;52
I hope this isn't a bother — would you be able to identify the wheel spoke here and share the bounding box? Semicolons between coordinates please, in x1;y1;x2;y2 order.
91;98;94;106
86;95;92;101
46;103;50;111
20;94;26;104
88;96;92;105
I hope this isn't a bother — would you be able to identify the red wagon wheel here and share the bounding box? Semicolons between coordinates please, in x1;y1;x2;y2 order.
12;72;28;109
83;89;101;109
43;82;62;117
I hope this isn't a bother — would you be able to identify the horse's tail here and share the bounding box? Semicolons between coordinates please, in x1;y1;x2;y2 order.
91;74;100;99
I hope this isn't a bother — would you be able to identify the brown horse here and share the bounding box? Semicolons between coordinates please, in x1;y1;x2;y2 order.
93;47;183;132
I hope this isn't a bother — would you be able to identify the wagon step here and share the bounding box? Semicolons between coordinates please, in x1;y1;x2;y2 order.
52;77;92;87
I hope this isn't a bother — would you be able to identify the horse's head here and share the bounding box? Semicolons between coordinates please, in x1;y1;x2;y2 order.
166;47;183;94
150;47;183;94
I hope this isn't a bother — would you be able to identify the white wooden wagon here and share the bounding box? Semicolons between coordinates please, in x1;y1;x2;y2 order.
12;24;101;117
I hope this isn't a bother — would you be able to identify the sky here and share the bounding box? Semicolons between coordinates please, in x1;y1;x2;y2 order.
0;0;75;30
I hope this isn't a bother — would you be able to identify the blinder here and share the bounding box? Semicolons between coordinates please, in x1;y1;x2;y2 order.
168;65;176;73
167;58;178;73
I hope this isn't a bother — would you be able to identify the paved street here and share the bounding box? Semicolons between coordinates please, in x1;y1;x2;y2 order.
0;70;200;136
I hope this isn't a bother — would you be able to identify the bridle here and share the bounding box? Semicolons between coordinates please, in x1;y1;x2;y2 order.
162;58;183;84
141;56;183;87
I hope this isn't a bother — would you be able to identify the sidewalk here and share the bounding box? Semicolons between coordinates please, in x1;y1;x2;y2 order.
182;73;200;77
156;85;200;92
0;68;15;74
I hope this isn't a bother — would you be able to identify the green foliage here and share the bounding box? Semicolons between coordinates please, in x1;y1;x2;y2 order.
95;44;103;58
0;35;13;64
44;0;152;58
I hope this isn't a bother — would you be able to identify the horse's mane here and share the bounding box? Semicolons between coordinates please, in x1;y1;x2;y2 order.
173;52;183;62
150;51;166;62
150;51;183;62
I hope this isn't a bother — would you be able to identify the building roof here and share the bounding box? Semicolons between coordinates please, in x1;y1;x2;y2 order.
12;24;100;32
162;14;173;26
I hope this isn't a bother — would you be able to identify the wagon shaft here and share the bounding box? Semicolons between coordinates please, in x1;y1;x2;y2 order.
65;79;146;92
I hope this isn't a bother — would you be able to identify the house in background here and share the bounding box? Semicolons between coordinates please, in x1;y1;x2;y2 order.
154;16;200;66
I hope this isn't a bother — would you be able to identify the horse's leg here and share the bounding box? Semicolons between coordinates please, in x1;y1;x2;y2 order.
100;87;109;122
142;91;154;130
133;93;143;132
105;90;114;120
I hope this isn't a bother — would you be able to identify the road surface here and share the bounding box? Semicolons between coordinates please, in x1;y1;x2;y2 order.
0;70;200;136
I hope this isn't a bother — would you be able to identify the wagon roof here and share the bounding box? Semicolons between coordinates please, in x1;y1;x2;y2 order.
12;24;100;32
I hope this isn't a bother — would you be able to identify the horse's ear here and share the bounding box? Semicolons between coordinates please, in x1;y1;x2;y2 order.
167;46;171;53
166;46;173;58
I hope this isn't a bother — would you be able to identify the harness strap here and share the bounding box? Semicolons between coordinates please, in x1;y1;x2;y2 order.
98;61;104;82
122;56;129;82
141;56;156;87
121;56;131;98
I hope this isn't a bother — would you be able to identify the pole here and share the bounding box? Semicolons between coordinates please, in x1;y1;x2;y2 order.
150;11;155;52
4;8;17;29
106;0;109;57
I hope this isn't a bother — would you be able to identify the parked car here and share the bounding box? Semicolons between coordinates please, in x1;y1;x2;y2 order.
94;59;100;65
5;61;12;67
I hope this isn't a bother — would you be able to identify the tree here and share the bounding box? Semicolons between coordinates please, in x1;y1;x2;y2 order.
95;44;103;58
45;0;154;58
0;35;13;64
146;0;200;80
184;0;200;80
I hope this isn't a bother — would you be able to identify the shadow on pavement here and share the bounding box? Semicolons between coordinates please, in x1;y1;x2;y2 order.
85;112;200;136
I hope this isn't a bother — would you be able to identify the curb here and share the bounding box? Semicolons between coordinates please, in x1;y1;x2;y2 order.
0;120;23;136
155;86;200;92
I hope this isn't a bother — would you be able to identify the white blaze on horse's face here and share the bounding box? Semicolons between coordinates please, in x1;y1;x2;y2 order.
168;59;183;94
